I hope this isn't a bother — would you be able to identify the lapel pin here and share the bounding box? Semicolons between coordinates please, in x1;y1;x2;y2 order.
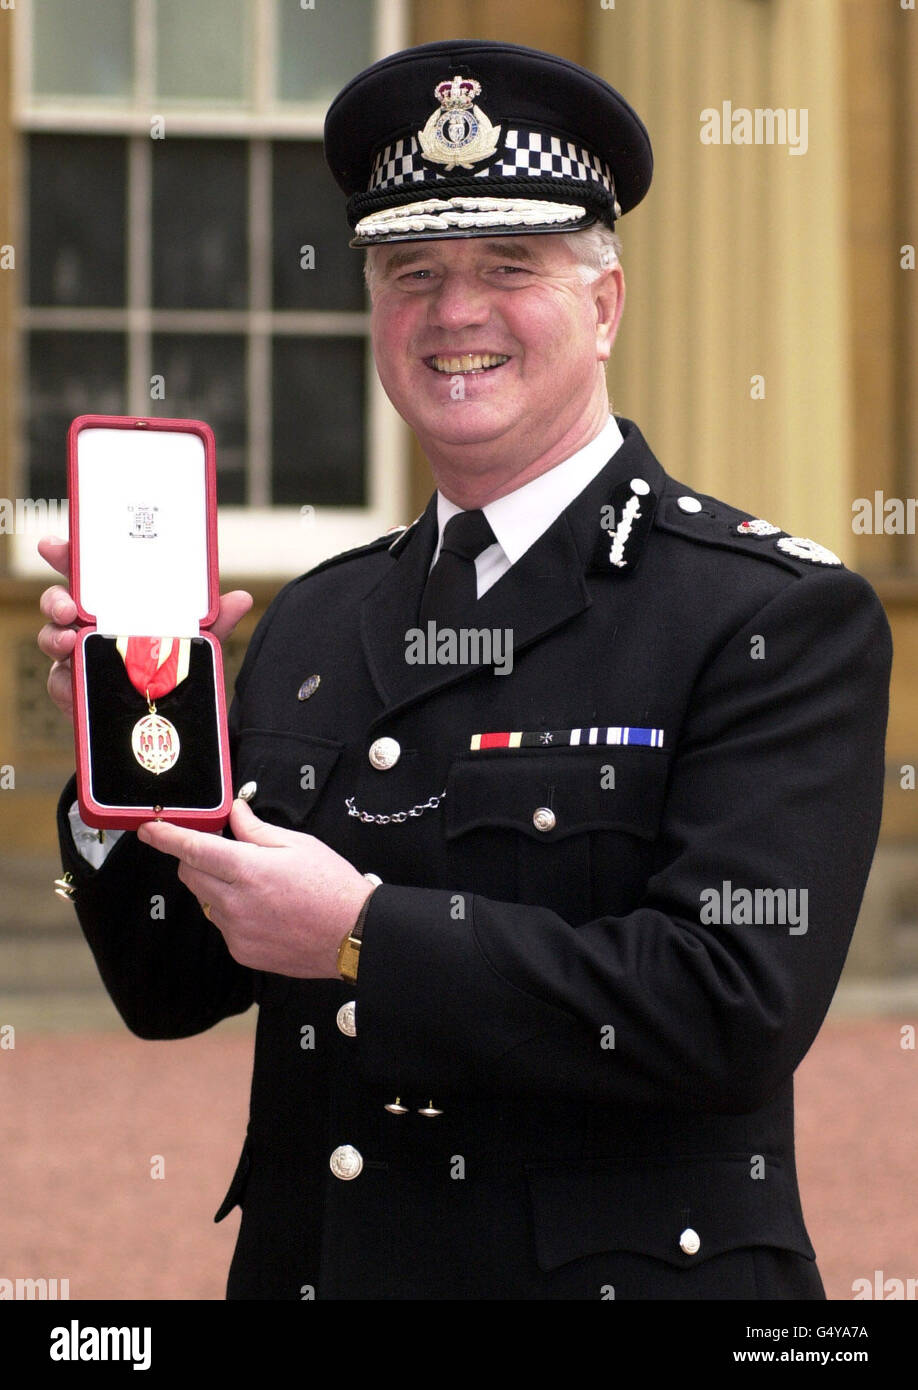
298;674;321;701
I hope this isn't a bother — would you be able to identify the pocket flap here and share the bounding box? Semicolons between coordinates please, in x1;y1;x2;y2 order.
446;747;671;842
232;728;343;829
527;1155;815;1271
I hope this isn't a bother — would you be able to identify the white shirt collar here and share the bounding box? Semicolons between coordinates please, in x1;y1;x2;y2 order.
434;414;624;567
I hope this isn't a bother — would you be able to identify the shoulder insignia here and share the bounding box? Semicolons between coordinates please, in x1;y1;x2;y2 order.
655;487;846;572
776;535;842;567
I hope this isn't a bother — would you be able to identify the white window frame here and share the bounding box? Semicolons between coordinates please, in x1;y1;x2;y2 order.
12;0;411;580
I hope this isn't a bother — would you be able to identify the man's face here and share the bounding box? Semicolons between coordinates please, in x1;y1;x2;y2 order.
367;233;623;478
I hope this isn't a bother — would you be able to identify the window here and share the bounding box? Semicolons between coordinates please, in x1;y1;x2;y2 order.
14;0;408;578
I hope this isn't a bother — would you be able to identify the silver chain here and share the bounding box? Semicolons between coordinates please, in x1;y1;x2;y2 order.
345;789;446;825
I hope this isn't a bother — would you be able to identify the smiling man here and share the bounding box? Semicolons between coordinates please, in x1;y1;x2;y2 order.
40;40;890;1301
366;234;623;504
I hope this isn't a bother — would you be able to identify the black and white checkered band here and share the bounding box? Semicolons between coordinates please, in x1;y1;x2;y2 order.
369;128;615;198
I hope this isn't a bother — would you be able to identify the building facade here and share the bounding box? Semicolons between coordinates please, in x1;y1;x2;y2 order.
0;0;915;986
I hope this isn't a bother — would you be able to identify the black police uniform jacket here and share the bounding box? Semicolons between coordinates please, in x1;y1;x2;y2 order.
57;418;891;1300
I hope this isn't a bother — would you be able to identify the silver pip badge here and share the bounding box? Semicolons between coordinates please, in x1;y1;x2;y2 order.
418;76;502;170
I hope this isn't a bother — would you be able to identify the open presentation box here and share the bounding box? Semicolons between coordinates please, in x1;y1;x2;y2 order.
68;415;233;831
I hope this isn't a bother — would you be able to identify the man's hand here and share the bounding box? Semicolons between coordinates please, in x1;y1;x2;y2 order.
137;798;374;979
36;535;254;719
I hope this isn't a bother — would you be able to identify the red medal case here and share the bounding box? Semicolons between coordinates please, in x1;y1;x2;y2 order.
68;415;232;831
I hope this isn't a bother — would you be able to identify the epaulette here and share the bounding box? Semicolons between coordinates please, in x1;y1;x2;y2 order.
653;484;845;574
301;525;408;580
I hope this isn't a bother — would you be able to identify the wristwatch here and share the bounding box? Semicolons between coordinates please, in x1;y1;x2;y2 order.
337;878;379;984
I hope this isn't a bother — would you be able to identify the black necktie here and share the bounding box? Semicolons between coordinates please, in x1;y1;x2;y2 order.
419;509;497;629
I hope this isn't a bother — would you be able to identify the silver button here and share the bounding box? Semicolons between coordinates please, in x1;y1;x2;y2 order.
679;1227;701;1255
237;781;257;802
329;1145;363;1180
630;477;650;496
677;496;703;514
336;1001;356;1037
532;806;556;833
368;737;401;770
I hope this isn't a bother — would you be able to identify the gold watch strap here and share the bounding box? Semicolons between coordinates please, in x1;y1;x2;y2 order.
337;887;376;983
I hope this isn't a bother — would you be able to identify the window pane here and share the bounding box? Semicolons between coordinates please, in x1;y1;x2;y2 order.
276;0;374;106
272;337;365;506
150;335;247;504
32;0;134;98
152;140;248;309
272;143;365;311
27;333;127;500
28;135;126;308
156;0;249;103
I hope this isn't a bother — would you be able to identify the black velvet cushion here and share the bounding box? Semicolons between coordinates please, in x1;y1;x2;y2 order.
84;633;223;809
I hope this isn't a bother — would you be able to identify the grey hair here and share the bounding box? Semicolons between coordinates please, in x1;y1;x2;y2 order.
363;219;622;295
561;223;623;282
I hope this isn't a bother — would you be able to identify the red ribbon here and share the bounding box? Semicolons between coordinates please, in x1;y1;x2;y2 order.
118;636;189;703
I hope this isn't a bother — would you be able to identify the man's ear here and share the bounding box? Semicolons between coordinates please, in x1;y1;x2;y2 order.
594;265;625;363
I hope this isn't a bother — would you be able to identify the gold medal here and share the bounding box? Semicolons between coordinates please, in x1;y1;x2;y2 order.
116;635;191;775
131;710;181;774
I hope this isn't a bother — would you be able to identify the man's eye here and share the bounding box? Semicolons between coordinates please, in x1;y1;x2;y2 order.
491;264;530;277
399;268;435;282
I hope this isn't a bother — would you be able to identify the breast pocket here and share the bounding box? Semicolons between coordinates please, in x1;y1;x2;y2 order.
232;728;343;831
445;747;672;922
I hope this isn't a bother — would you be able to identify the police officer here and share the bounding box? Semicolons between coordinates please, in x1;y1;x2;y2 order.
38;40;890;1300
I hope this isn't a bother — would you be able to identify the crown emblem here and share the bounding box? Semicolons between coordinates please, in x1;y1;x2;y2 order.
418;75;502;170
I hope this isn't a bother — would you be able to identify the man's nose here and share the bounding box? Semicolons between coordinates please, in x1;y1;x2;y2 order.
427;273;491;330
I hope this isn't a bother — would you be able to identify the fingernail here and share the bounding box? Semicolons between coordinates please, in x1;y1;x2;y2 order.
52;602;68;622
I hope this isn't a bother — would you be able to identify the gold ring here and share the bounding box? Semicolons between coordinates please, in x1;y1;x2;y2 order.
202;902;213;921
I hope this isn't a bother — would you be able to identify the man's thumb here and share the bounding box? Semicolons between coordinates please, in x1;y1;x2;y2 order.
229;797;290;847
213;590;254;645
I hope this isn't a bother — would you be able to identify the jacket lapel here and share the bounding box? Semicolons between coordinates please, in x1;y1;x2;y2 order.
360;419;665;715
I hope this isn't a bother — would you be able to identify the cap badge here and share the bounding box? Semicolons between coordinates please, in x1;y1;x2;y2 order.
418;76;502;170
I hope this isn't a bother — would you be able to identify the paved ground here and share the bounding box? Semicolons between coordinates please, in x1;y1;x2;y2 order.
1;1011;915;1301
